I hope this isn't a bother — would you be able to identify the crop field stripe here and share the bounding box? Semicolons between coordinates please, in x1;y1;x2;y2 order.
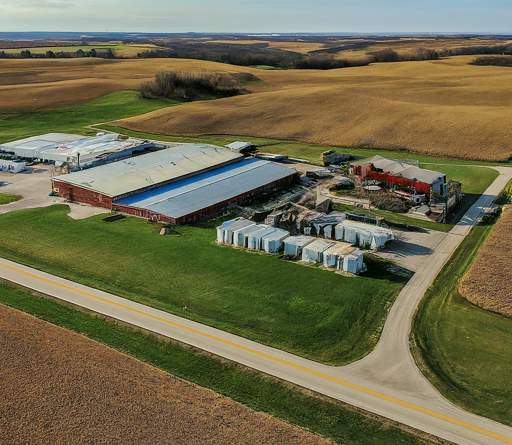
1;261;511;444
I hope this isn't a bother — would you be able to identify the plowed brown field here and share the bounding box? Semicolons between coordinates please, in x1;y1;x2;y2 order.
460;205;512;317
0;304;331;445
117;56;512;161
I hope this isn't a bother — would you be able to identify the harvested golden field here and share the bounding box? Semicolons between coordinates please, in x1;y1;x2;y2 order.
330;38;511;60
4;55;512;160
0;58;264;112
118;56;512;161
0;304;332;445
460;205;512;317
206;39;327;54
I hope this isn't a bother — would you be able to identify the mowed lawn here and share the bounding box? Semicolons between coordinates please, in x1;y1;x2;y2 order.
0;193;21;205
0;205;406;365
412;221;512;426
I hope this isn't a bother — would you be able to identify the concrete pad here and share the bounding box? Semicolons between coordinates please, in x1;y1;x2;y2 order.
0;165;60;215
374;228;448;272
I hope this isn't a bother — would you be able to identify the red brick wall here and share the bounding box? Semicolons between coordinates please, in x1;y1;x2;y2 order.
112;174;296;224
55;172;296;224
52;180;113;209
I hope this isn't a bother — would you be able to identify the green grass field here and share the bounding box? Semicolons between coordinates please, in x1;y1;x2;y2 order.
104;125;511;168
0;285;436;445
0;91;178;145
0;205;407;365
412;220;512;426
0;193;21;205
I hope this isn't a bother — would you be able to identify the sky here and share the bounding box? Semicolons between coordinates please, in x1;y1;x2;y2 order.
0;0;511;34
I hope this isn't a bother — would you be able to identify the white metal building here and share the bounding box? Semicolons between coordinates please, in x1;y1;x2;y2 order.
233;224;263;248
283;236;316;257
262;228;290;253
0;133;88;159
224;141;255;153
248;225;277;250
216;218;255;244
335;220;393;250
302;239;335;263
341;249;365;274
322;242;355;268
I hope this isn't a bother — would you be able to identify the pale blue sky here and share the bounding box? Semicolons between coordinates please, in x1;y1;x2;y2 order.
0;0;510;33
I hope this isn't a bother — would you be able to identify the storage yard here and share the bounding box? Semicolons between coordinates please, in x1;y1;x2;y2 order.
0;131;464;276
217;216;382;274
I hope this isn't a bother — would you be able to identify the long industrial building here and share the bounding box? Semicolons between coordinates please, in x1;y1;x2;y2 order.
52;143;297;224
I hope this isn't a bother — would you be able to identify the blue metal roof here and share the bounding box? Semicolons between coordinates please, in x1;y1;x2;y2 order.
116;158;296;219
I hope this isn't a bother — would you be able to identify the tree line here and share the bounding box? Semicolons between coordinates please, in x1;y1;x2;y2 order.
470;56;512;67
139;71;247;102
0;48;116;59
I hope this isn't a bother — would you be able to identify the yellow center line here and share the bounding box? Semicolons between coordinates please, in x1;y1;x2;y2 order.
1;261;511;444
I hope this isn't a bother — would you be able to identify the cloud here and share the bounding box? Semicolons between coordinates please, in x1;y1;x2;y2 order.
0;0;74;9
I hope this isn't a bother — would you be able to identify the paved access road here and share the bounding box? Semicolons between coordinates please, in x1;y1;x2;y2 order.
1;166;512;445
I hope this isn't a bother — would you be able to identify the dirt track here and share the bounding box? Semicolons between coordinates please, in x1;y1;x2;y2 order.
0;304;331;445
